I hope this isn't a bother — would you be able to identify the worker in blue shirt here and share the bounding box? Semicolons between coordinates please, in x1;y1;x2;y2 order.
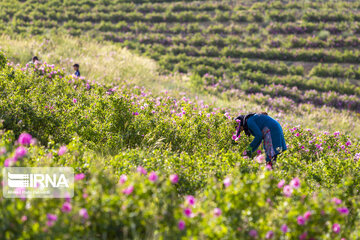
235;113;287;167
73;64;80;77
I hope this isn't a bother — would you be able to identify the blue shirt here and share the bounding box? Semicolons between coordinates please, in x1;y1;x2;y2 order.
247;114;287;154
74;70;80;77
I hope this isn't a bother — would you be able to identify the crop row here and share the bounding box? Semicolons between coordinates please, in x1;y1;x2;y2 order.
120;41;360;64
4;0;360;25
6;22;360;57
204;78;360;112
158;55;360;96
100;32;360;53
143;50;360;93
5;11;360;35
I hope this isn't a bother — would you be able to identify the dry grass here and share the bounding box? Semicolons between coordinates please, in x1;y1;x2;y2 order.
0;35;158;87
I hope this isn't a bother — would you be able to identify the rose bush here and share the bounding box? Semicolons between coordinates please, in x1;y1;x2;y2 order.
0;55;359;239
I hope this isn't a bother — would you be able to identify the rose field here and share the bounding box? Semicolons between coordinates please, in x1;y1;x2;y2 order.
0;0;360;239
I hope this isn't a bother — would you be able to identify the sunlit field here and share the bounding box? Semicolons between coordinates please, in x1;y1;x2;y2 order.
0;0;360;239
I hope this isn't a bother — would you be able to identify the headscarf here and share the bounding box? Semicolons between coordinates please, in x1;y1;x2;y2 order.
235;113;255;137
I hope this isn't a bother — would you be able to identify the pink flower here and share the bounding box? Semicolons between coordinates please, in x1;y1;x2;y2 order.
170;174;179;184
266;164;272;170
137;166;147;175
332;223;340;234
132;112;139;116
183;208;192;217
297;216;305;225
15;146;27;158
65;192;71;202
232;135;237;140
277;179;285;188
249;229;258;238
122;185;134;195
119;174;127;184
0;147;6;155
223;177;231;188
299;232;307;240
304;211;311;221
290;177;300;189
281;224;288;233
18;133;32;145
266;231;274;239
46;214;57;226
61;202;72;213
75;173;85;181
148;171;158;182
79;208;89;220
186;195;196;205
178;220;185;230
337;207;349;215
346;141;351;146
58;146;67;156
283;185;293;197
256;154;265;163
4;157;16;167
21;215;27;222
332;198;342;205
73;98;77;103
295;133;300;137
213;208;222;217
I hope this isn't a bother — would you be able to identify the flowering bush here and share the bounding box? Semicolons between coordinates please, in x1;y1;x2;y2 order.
1;0;360;237
0;130;359;239
0;55;359;239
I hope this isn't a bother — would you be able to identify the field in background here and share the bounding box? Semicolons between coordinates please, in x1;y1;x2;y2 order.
1;0;360;136
1;34;360;136
1;1;360;239
1;1;360;109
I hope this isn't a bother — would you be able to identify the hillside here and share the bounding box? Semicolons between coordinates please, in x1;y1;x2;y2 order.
1;35;360;137
1;0;360;136
0;49;360;239
1;0;360;239
1;1;360;97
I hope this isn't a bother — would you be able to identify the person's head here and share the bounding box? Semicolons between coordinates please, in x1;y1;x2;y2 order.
32;56;38;63
234;112;268;137
234;115;245;137
73;64;79;71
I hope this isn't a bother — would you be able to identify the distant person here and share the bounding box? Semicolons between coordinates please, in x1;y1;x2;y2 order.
235;112;287;167
32;56;39;63
73;64;80;77
28;56;40;66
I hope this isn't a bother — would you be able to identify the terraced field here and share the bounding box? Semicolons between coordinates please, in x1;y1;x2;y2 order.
1;0;360;114
1;1;360;239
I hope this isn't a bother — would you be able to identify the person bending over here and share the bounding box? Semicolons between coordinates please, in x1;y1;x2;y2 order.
28;56;40;66
235;113;287;167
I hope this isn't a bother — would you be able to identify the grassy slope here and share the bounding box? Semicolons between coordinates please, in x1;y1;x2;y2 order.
1;35;360;137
